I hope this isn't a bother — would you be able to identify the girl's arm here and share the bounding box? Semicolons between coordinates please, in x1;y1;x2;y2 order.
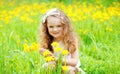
63;48;79;66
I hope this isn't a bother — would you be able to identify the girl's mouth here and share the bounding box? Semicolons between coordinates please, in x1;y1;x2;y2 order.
53;32;59;34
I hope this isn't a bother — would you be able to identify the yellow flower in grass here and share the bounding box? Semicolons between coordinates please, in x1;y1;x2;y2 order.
23;43;29;52
44;56;55;62
54;46;62;52
62;49;69;55
30;42;39;51
51;41;59;47
62;66;68;71
106;27;113;32
43;50;51;57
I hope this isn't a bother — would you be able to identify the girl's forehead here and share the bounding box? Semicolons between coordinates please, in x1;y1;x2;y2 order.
47;16;62;25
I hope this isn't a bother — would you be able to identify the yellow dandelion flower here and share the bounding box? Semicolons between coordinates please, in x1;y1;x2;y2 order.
30;42;39;51
51;41;59;47
62;66;68;71
44;56;55;62
23;43;29;52
106;27;109;31
106;27;113;32
54;46;62;52
43;50;51;57
62;49;69;55
109;28;113;32
79;29;83;33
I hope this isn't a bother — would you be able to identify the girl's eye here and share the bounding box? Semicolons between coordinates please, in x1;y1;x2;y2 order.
57;25;62;27
49;26;53;28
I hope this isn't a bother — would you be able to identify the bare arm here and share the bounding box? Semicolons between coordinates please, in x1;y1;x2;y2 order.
63;38;80;67
63;48;79;66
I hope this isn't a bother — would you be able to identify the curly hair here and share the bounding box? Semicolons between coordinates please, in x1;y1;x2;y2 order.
38;9;80;53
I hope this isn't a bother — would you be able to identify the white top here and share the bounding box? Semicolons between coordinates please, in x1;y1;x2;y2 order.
53;41;71;59
53;41;83;72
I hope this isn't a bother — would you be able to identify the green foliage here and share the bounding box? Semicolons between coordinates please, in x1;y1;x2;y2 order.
0;0;120;74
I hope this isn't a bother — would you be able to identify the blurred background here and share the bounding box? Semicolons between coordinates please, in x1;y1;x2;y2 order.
0;0;120;74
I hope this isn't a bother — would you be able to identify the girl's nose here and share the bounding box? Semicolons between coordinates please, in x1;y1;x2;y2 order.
53;28;58;31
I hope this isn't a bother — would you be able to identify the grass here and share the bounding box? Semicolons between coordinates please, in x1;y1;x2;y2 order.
0;0;120;74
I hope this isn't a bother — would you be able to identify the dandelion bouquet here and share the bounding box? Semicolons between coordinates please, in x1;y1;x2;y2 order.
42;41;69;73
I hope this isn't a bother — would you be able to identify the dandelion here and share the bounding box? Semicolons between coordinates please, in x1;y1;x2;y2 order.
106;27;109;31
54;46;62;52
62;49;69;56
51;41;59;47
62;66;68;71
44;56;55;62
106;27;113;32
109;28;113;32
79;29;83;33
20;13;28;21
23;43;29;52
30;42;39;51
43;50;51;57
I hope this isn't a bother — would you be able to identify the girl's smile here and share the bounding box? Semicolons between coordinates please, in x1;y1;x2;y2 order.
47;16;64;40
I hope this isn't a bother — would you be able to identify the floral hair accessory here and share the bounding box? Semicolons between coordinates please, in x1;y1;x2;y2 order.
42;8;60;23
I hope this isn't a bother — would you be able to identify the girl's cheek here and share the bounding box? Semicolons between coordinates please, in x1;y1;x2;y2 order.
58;28;63;31
50;28;53;31
48;28;52;31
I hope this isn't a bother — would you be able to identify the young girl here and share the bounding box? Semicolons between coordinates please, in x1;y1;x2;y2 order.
39;8;85;74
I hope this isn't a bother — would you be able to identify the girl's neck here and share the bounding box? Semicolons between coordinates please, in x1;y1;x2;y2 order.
53;37;63;42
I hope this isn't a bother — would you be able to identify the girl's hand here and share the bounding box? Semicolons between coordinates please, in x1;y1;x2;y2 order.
39;48;54;57
39;48;46;55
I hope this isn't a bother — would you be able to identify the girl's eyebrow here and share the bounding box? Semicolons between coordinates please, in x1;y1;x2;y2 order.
57;24;61;25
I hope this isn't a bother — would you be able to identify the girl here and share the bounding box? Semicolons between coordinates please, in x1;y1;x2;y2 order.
39;8;85;74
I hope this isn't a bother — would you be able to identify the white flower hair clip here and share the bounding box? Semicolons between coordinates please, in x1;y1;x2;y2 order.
42;8;60;23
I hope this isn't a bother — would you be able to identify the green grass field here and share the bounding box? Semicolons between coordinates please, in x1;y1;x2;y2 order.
0;0;120;74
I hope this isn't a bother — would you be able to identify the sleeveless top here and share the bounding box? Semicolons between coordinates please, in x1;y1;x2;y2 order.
53;41;82;72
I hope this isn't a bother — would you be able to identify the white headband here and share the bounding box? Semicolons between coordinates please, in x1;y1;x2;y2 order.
42;8;60;23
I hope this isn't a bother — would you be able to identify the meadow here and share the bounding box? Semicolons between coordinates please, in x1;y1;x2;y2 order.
0;0;120;74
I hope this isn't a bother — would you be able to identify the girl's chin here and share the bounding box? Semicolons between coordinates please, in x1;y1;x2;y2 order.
52;35;61;38
53;36;60;38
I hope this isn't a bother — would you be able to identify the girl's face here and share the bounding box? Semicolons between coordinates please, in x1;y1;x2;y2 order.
47;16;64;40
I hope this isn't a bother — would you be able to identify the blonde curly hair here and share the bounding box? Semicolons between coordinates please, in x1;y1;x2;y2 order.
38;8;80;53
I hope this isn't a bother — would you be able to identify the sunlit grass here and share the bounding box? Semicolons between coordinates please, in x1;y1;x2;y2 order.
0;0;120;74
